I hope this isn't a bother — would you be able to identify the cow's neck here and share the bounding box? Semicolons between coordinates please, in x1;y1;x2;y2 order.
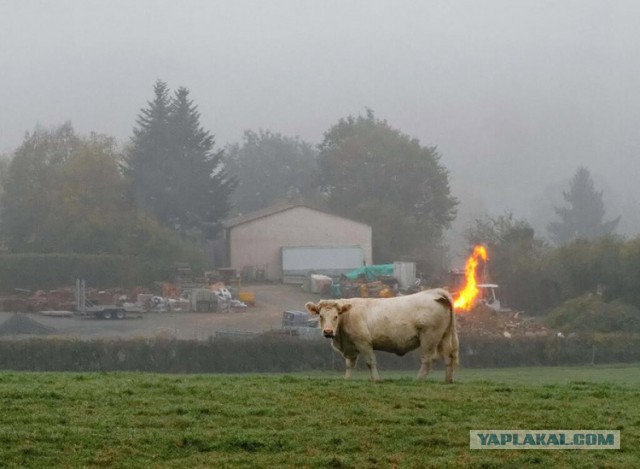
333;317;351;351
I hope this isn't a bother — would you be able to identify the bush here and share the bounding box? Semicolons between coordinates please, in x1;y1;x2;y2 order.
544;294;640;334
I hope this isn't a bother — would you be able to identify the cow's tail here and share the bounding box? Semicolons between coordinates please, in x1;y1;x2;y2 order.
434;289;459;368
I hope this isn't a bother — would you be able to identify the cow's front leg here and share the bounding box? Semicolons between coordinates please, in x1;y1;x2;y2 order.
358;344;380;381
417;348;435;380
417;358;433;380
344;356;358;379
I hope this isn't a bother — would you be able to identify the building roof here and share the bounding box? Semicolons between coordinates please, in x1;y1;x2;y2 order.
223;202;371;230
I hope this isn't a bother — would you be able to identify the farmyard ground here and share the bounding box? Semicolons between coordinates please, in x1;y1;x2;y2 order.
1;284;322;340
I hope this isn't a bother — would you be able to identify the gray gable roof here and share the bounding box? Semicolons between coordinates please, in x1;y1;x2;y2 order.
223;203;371;230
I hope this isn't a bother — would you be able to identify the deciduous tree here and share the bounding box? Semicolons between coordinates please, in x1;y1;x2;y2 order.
465;212;550;312
317;110;457;268
224;129;318;214
0;123;190;260
0;122;79;251
1;124;129;252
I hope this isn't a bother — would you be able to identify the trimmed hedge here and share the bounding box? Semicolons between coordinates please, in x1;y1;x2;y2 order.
0;334;638;373
0;253;173;291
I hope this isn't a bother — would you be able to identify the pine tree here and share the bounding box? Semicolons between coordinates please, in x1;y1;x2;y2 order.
124;80;172;219
125;81;236;239
167;87;236;237
547;167;620;245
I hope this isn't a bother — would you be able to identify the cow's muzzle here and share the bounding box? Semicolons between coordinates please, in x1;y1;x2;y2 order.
323;330;335;338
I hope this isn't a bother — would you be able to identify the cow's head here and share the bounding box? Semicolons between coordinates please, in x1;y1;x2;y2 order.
305;300;352;338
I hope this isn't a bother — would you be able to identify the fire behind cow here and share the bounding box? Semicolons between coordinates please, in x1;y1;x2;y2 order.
305;288;459;382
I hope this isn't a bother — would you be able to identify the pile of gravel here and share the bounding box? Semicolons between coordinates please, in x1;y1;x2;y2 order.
0;313;57;336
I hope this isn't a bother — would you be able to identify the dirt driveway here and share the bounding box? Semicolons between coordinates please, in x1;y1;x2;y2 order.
0;284;323;341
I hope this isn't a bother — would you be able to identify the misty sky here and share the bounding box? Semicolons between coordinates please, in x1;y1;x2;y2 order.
2;1;640;244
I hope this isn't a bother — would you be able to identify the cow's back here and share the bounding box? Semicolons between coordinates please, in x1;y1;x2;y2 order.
352;290;452;355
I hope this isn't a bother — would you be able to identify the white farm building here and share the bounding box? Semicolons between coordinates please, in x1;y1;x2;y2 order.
222;203;373;283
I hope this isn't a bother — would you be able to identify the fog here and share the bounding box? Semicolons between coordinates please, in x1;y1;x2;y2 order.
2;0;640;242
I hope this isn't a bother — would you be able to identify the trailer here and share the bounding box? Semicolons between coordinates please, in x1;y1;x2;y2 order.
74;279;142;320
81;305;129;320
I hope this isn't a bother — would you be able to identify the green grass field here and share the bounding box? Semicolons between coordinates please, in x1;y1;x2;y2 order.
0;365;638;468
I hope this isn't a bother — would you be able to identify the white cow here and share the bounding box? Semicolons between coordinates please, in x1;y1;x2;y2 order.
305;288;459;382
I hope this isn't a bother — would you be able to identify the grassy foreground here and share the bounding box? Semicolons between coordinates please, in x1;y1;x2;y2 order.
0;365;638;468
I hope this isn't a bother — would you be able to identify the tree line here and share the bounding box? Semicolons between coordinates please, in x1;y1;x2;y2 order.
0;79;635;325
0;82;460;273
465;210;640;335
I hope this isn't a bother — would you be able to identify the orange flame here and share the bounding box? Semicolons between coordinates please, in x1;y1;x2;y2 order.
453;245;488;312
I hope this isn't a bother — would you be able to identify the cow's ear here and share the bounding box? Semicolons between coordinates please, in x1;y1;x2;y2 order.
305;302;320;315
339;303;352;315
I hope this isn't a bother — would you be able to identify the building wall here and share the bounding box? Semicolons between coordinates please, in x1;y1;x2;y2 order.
228;206;373;280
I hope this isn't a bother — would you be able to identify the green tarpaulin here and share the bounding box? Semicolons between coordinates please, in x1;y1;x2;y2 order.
343;264;394;281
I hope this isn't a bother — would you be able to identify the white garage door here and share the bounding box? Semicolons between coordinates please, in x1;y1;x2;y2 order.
282;245;364;284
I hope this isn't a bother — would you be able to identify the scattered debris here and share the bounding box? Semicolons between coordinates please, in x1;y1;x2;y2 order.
0;279;252;315
309;274;332;294
210;282;232;300
333;278;396;298
237;291;255;306
456;305;550;338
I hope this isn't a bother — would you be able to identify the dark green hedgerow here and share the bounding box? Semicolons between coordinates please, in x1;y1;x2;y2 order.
0;333;639;373
0;253;173;291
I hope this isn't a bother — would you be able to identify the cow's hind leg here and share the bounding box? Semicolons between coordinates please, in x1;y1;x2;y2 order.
344;355;358;380
417;329;440;380
438;340;454;384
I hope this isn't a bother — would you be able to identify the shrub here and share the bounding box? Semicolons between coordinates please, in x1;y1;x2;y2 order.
544;294;640;334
